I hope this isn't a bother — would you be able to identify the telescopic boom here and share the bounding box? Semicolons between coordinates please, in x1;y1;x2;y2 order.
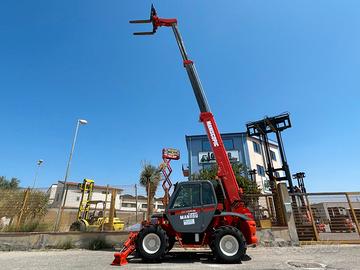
130;5;244;211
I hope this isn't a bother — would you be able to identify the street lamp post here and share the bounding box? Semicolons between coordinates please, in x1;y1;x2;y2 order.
54;119;88;231
31;159;44;190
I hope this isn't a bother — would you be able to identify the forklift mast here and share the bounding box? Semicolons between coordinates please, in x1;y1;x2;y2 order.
76;178;95;220
130;6;243;212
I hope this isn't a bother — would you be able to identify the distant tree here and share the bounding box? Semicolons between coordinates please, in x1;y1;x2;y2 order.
191;163;260;194
0;176;20;189
139;163;161;217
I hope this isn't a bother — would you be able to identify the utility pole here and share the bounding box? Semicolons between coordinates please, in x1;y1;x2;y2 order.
54;119;88;231
32;159;44;190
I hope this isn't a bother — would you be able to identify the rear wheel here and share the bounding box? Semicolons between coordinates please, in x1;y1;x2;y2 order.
135;225;168;262
210;226;246;263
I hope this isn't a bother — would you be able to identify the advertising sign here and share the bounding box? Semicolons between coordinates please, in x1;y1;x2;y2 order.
162;148;180;160
198;150;240;164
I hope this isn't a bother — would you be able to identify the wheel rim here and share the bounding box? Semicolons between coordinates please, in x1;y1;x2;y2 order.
219;235;239;257
142;233;161;254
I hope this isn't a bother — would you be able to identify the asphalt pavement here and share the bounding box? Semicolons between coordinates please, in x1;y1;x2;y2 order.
0;245;359;270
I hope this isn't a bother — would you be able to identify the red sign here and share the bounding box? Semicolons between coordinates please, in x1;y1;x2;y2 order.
162;148;180;160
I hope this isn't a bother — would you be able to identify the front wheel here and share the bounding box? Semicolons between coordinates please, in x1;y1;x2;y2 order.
135;225;168;262
210;226;247;263
69;220;86;231
166;236;176;253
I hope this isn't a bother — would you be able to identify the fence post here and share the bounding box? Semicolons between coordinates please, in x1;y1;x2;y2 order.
345;193;360;237
278;183;299;244
304;194;320;241
105;188;116;231
15;188;30;230
54;184;69;231
101;184;110;232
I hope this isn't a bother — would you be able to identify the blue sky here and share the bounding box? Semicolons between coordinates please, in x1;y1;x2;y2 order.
0;1;359;192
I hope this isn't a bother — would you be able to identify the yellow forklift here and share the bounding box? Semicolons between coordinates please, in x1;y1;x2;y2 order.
69;179;124;231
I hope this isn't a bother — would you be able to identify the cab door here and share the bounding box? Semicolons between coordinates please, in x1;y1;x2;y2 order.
167;181;217;233
200;181;217;231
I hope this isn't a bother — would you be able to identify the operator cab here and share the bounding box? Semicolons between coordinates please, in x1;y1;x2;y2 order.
166;180;218;233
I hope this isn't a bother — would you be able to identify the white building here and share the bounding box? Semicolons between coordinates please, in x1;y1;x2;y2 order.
120;194;165;213
246;136;283;193
49;181;123;209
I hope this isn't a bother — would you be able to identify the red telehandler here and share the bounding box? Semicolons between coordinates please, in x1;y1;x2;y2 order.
112;6;257;266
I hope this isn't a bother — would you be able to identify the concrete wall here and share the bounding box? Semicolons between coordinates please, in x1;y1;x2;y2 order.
0;231;129;251
0;227;295;251
256;227;298;247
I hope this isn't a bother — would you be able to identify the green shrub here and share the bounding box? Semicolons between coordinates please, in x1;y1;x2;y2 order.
56;239;74;250
4;221;40;232
87;238;110;250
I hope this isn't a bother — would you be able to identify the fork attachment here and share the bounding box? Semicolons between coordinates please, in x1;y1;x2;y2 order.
129;4;177;35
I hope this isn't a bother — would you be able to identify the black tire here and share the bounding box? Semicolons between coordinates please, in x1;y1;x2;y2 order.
210;226;247;263
69;221;80;231
166;236;176;253
135;225;168;262
70;220;87;231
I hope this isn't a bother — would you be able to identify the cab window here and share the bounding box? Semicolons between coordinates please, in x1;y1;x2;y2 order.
202;182;215;205
171;184;201;209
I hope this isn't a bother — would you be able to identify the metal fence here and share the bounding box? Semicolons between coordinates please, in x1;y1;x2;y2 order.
242;193;280;227
290;192;360;242
239;192;360;243
0;184;150;233
0;188;49;232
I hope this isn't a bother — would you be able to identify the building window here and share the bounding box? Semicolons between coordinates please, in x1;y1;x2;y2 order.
202;140;211;151
141;204;155;209
256;164;265;176
223;139;234;150
157;205;165;209
253;141;261;154
122;203;137;208
56;194;59;201
76;196;80;201
270;150;277;161
203;139;234;151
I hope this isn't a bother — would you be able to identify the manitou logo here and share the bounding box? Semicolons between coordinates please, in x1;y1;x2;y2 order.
206;121;219;147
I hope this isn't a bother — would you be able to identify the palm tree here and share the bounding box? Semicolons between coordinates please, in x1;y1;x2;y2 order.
139;163;161;219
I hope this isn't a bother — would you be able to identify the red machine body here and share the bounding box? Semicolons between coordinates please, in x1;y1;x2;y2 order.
112;6;257;266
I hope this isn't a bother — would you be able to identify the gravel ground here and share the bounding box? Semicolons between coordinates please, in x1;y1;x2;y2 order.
0;245;359;270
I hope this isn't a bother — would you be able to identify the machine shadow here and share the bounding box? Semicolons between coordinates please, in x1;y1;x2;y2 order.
127;251;251;265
